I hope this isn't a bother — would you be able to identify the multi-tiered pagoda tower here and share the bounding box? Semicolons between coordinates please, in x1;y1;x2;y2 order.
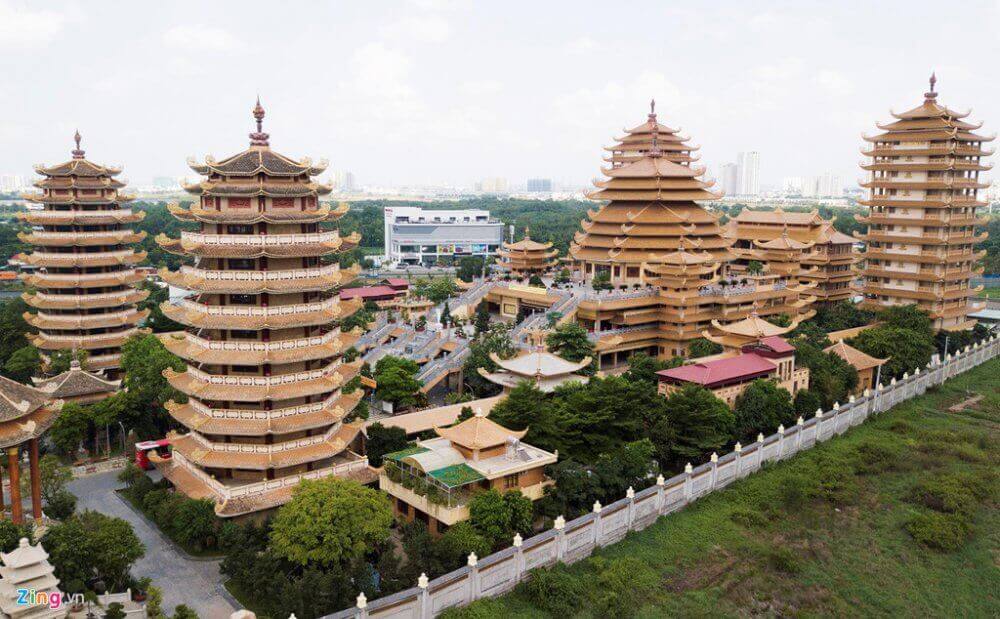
858;75;991;330
153;100;369;518
604;100;700;167
18;134;147;376
572;106;814;366
497;228;559;276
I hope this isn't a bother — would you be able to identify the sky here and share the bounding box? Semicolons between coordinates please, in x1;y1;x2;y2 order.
1;0;998;189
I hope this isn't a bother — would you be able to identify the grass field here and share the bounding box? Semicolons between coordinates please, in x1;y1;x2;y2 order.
979;286;1000;299
445;357;1000;618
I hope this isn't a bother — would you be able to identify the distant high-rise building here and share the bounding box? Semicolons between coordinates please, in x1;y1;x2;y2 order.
476;177;509;193
737;151;760;196
0;175;26;193
331;170;356;192
526;178;552;192
152;176;180;190
782;177;804;195
803;173;843;198
721;163;740;196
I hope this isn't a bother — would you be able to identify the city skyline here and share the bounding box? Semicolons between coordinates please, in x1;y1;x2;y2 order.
0;1;998;189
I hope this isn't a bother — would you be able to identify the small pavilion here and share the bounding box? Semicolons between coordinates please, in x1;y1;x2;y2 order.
0;538;65;619
498;228;559;275
824;340;888;394
477;331;590;392
32;359;118;405
0;377;63;524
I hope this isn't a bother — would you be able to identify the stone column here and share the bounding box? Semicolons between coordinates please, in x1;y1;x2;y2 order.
7;447;21;524
467;552;480;603
512;534;525;584
625;486;636;530
591;501;603;546
417;572;430;619
28;439;41;524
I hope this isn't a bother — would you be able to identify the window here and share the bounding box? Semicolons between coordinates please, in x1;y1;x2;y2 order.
503;473;520;489
227;224;254;235
230;330;256;339
227;198;251;209
272;198;295;208
229;294;255;305
228;258;255;270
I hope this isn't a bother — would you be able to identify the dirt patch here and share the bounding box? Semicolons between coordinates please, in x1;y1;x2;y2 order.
948;394;984;412
663;552;738;593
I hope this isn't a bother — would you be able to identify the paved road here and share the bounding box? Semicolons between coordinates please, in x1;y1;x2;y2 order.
68;471;238;618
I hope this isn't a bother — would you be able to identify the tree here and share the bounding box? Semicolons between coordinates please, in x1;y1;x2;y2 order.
622;352;670;386
0;298;31;372
373;356;425;410
770;313;792;328
688;338;723;358
746;260;764;276
435;522;491;568
2;345;40;384
0;520;33;553
38;454;73;509
171;605;200;619
849;325;935;380
173;499;218;549
365;423;410;466
793;389;823;417
137;280;185;333
732;379;795;441
879;304;934;336
270;477;392;569
42;511;145;593
549;377;649;462
545;322;595;371
413;277;458;303
119;334;186;437
48;402;91;456
555;268;571;285
440;301;452;328
464;322;516;396
792;339;858;409
659;385;735;469
468;490;533;549
807;301;876;333
104;603;127;619
473;302;490;337
528;274;545;287
591;271;612;291
48;349;87;374
457;256;484;283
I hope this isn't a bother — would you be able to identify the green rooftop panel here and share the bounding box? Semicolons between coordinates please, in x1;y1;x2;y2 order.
428;464;485;488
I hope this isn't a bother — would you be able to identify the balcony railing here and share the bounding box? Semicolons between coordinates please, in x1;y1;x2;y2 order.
180;231;342;246
186;390;346;420
176;297;338;317
180;331;342;353
184;427;333;455
177;264;340;282
182;361;347;387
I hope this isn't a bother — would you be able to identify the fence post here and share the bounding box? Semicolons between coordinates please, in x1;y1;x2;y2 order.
815;408;824;441
795;417;804;452
512;534;524;584
709;452;719;489
756;433;764;469
777;425;786;459
654;474;666;514
626;486;636;530
356;593;368;619
683;463;693;502
467;552;480;603
554;515;566;561
592;500;603;546
733;443;742;478
417;573;430;619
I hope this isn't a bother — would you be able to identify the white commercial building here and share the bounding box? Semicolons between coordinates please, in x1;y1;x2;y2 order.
737;151;760;197
383;206;505;266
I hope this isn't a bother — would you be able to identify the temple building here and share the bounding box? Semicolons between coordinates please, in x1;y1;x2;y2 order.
380;411;557;535
152;100;371;518
18;133;148;376
497;228;559;275
657;335;809;407
31;359;118;405
0;538;66;619
570;105;815;367
824;340;888;394
858;74;991;330
703;307;805;351
724;208;856;305
0;376;63;525
477;331;590;392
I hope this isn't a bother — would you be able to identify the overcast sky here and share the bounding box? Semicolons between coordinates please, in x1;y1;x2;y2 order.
1;0;998;188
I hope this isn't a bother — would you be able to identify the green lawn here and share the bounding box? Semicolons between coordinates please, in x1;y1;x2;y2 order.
446;357;1000;618
978;286;1000;299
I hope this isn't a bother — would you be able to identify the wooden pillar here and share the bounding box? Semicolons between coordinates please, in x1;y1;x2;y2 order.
29;439;42;524
7;447;21;524
0;462;5;515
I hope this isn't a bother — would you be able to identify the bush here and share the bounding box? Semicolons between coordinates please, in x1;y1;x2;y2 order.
591;557;658;619
905;511;972;552
516;563;586;616
908;471;993;516
729;507;768;529
765;546;803;574
851;439;904;474
45;490;77;520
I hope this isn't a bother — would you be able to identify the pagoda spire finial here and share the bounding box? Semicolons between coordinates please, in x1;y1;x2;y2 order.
649;108;662;159
925;72;938;101
250;96;270;146
71;130;85;159
649;98;656;121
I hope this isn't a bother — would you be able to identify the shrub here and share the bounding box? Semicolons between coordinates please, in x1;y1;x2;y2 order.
45;490;77;520
904;511;972;552
729;507;768;529
851;439;904;474
516;563;586;616
765;546;803;574
590;557;658;619
141;489;171;514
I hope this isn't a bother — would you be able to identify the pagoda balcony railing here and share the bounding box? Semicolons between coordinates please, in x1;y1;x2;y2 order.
696;281;788;297
86;352;121;364
183;362;342;387
184;427;335;455
37;327;140;345
29;290;144;304
27;249;138;263
180;231;341;246
177;263;340;283
29;270;137;283
36;308;140;323
579;287;659;301
176;297;338;317
25;208;135;219
588;325;655;341
187;391;345;420
23;230;137;241
170;451;368;500
181;331;343;354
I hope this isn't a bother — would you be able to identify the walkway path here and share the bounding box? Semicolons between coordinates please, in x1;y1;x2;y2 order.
68;471;238;618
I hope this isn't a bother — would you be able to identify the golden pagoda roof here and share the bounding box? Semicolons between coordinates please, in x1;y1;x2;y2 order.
159;330;361;365
167;201;348;224
156;230;358;258
434;412;526;451
163;360;362;403
0;375;55;423
166;390;363;436
604;101;701;164
503;229;553;252
22;270;146;290
158;263;359;294
17;209;144;226
753;231;815;251
709;312;796;339
19;249;146;268
183;179;333;197
160;297;362;331
34;133;122;178
489;350;591;378
18;230;146;247
32;360;119;400
25;308;148;331
22;288;149;311
823;340;888;371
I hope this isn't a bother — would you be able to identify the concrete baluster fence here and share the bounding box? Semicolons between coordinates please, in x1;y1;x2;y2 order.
324;335;1000;619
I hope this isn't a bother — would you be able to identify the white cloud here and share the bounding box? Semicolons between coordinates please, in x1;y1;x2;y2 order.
162;24;245;52
552;71;694;131
381;15;451;42
564;36;600;55
461;80;502;96
814;70;854;96
0;2;67;47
